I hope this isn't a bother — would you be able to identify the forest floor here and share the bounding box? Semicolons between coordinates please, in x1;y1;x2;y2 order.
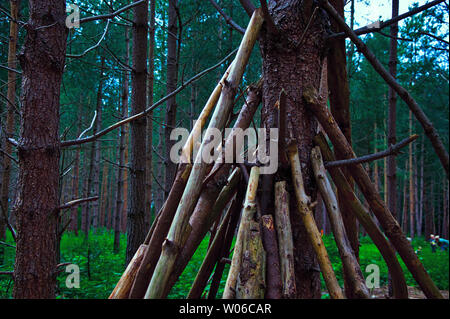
1;232;448;298
370;286;449;299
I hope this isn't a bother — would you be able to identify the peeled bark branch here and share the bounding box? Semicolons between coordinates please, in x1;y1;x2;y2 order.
109;244;147;299
287;144;344;299
223;166;260;299
274;182;296;299
320;0;449;179
325;135;418;168
312;147;370;299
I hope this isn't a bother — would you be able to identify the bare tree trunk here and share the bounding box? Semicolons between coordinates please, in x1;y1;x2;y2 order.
12;0;67;299
164;0;179;197
259;1;326;298
91;57;105;231
327;0;359;266
402;160;408;233
0;0;21;264
70;101;83;235
145;0;156;232
127;0;148;264
409;111;415;238
99;161;109;228
443;180;448;238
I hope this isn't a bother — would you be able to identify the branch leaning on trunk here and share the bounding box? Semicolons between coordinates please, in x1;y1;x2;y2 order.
287;144;344;300
320;0;449;179
325;135;419;168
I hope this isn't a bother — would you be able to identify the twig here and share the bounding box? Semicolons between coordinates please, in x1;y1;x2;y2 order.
67;20;111;58
0;241;15;248
325;135;419;168
0;202;16;242
59;196;99;211
78;110;97;139
0;148;18;164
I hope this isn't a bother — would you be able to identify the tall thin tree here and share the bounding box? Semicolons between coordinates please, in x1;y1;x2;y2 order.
126;0;149;264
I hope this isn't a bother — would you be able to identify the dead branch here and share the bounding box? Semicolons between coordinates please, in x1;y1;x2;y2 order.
325;134;418;168
0;241;15;248
59;196;99;211
314;132;408;299
67;20;111;58
259;0;278;35
209;0;245;34
287;144;344;299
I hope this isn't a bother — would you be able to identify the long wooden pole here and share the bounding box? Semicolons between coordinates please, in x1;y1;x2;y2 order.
312;147;370;298
223;166;260;299
287;144;344;299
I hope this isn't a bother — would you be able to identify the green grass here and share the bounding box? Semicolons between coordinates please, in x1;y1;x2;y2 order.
0;232;448;299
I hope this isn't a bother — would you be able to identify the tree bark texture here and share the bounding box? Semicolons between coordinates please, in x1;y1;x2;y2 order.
12;0;67;299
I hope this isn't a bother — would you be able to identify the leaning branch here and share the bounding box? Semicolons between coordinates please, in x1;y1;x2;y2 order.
320;0;449;179
61;48;238;148
325;135;418;168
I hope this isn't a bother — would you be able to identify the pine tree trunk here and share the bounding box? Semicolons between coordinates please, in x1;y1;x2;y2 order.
164;0;179;198
409;111;415;238
0;0;21;264
127;0;148;264
12;0;67;298
91;57;105;231
259;0;326;298
145;0;156;231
